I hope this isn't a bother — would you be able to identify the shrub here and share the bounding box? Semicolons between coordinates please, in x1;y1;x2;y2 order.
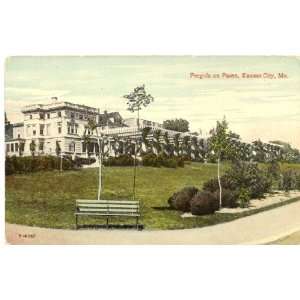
202;176;233;193
175;156;185;167
295;173;300;191
5;155;80;175
168;186;199;212
214;189;238;208
224;161;272;198
74;156;96;166
5;156;15;175
279;170;294;192
190;191;219;215
142;153;184;168
104;155;134;167
237;187;251;208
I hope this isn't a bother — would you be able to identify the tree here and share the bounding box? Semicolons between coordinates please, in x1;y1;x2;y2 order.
86;118;103;201
209;117;236;208
163;118;189;132
123;85;154;201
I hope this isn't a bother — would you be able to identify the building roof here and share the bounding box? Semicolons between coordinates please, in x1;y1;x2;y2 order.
22;100;99;114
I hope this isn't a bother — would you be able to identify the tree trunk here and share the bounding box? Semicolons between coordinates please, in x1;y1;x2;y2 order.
60;151;63;172
217;156;222;208
97;138;102;201
132;108;140;201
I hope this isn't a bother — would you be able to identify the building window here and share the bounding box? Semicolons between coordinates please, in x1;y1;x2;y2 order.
71;112;75;119
40;124;44;135
18;134;20;138
6;144;9;152
75;113;79;119
33;130;36;136
57;111;62;118
69;142;75;152
39;142;44;151
39;113;45;120
11;144;14;152
82;142;86;153
58;122;62;134
67;122;78;135
30;114;32;119
15;143;19;152
79;114;83;120
47;113;50;119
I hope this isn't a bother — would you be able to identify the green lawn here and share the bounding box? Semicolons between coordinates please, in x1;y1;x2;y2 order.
5;162;300;230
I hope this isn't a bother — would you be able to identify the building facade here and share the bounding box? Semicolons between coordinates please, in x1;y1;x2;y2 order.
5;98;196;159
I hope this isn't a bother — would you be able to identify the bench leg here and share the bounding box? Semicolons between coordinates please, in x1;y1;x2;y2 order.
75;215;78;230
106;217;109;229
136;216;139;230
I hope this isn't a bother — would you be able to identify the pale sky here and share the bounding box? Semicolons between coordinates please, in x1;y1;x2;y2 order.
5;56;300;148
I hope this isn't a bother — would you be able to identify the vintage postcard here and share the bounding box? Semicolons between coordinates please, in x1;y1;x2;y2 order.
4;56;300;244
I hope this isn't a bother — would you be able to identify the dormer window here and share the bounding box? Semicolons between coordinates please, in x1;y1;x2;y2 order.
39;113;45;120
57;111;62;118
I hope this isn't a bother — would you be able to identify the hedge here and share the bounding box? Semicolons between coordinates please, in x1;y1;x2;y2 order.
5;155;80;175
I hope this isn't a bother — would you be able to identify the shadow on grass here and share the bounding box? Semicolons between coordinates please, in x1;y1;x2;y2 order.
77;224;144;230
151;206;174;211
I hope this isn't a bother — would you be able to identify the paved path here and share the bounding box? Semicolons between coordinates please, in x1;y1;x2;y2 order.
6;200;300;245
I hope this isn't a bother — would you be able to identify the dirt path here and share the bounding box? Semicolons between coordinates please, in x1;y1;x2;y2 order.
6;200;300;245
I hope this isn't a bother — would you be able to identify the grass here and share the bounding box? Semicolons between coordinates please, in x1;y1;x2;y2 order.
5;162;300;230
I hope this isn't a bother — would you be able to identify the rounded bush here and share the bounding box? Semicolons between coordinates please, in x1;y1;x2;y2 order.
214;189;238;208
168;186;199;212
190;191;219;215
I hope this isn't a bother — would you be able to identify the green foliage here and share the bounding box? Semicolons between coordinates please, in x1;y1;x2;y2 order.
202;161;272;207
279;170;295;192
267;160;280;180
168;186;199;212
103;155;134;167
163;118;189;132
190;191;219;215
5;162;300;230
142;153;184;168
237;187;251;208
225;161;272;199
209;117;232;160
5;155;79;175
74;156;96;165
124;84;154;114
214;189;238;208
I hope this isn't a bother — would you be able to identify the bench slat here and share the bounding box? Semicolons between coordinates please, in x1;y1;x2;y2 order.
78;208;139;213
76;199;139;204
77;204;139;209
75;212;140;217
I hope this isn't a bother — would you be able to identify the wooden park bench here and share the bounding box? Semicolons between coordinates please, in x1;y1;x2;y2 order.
75;199;140;229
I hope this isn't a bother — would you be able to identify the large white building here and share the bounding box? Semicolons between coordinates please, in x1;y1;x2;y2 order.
5;98;195;158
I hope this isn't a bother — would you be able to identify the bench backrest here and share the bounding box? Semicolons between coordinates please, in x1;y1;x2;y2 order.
76;199;140;215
